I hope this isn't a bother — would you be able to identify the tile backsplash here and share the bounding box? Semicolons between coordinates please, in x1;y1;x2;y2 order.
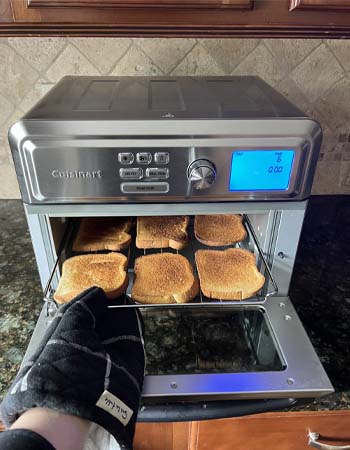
0;37;350;198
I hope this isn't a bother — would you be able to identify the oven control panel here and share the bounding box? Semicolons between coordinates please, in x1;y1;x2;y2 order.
19;139;318;203
118;151;170;194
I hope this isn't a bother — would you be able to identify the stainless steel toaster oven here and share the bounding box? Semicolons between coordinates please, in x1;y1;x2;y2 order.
9;76;333;421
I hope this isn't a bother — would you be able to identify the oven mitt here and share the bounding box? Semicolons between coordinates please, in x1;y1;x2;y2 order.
0;287;146;450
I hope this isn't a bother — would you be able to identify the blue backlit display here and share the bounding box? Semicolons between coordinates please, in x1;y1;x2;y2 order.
229;150;295;192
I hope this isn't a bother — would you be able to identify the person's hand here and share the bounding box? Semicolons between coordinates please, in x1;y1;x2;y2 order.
0;287;145;450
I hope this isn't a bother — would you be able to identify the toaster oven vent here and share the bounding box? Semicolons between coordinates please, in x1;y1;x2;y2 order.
43;215;278;313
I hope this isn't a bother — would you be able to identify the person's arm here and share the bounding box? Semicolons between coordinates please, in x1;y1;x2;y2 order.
10;408;90;450
0;408;90;450
1;287;145;450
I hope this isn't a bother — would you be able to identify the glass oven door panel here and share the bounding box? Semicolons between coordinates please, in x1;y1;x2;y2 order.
142;296;333;399
143;307;285;376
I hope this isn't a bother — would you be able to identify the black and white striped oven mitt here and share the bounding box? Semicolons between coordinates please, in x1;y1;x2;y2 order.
0;287;146;450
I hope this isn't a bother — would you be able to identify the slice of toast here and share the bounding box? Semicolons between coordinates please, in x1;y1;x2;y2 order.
195;248;265;300
194;215;247;247
72;217;132;252
132;253;199;304
136;216;189;250
54;253;128;304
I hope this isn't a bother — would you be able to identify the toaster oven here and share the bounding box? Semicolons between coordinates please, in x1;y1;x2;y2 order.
9;76;334;421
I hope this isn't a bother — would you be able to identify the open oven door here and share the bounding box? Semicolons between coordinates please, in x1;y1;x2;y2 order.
21;205;334;422
23;295;333;422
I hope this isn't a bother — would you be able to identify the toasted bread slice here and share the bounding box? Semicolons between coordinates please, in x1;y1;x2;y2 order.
54;253;128;304
136;216;189;250
132;253;199;304
73;217;132;252
194;215;247;247
195;248;265;300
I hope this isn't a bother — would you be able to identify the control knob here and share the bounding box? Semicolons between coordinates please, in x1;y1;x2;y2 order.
188;159;216;190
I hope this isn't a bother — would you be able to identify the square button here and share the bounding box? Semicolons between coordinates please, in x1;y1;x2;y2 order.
118;153;134;165
136;152;152;164
154;152;169;164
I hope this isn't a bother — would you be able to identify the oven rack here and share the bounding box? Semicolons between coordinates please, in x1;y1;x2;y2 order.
43;215;278;313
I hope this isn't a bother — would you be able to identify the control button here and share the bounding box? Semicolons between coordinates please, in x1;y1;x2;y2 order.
154;152;169;165
136;152;152;164
119;168;143;179
118;152;134;165
146;168;169;179
121;182;169;194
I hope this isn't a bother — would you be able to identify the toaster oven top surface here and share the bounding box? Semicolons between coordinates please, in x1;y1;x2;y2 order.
22;76;305;121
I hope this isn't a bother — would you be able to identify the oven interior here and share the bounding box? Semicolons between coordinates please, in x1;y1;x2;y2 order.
44;213;281;378
46;213;277;305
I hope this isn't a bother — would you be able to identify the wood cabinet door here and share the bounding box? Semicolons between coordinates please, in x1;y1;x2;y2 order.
0;0;13;22
27;0;253;8
290;0;350;10
5;0;350;37
191;411;350;450
134;422;191;450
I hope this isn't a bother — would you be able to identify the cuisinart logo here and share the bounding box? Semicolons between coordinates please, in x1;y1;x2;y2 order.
51;170;103;179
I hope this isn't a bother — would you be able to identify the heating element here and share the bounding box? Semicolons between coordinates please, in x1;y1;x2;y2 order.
9;76;334;420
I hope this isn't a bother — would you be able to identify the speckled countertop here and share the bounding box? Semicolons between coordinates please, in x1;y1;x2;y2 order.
0;200;42;396
0;197;349;411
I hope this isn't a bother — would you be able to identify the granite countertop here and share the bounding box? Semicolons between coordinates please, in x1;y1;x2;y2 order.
0;197;349;411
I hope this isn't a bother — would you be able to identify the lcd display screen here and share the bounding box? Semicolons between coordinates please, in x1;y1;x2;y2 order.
229;150;295;191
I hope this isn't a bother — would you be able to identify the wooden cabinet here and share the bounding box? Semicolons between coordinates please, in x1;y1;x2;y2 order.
134;422;191;450
1;0;350;36
1;411;350;449
134;411;350;450
290;0;350;11
0;0;13;22
27;0;253;8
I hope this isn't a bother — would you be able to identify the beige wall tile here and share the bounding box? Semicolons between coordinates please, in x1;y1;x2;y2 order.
326;40;350;73
171;44;225;76
265;39;321;73
0;135;16;167
138;38;196;74
1;109;25;170
290;44;344;103
276;77;310;111
314;78;350;133
0;109;25;138
201;39;259;74
70;38;132;75
0;163;20;199
8;38;66;72
233;42;286;86
46;44;99;82
110;45;163;76
0;42;39;104
19;79;54;113
302;104;333;139
0;137;9;165
0;94;14;128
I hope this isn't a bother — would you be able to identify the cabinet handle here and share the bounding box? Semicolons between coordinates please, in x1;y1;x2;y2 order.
309;432;350;450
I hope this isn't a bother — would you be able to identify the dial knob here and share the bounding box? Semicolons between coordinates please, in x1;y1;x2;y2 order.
188;159;216;190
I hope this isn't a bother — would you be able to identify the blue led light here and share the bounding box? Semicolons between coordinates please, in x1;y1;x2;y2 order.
229;150;295;191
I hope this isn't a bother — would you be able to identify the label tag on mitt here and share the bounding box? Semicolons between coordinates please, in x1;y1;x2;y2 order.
96;391;134;426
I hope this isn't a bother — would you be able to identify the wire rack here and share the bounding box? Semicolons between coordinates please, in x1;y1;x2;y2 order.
43;214;278;313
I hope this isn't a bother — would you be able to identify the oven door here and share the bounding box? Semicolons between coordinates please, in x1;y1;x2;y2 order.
22;202;334;421
23;295;332;420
